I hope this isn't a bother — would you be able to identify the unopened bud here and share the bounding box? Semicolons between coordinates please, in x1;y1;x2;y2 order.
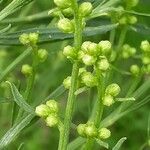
19;33;30;45
63;45;76;59
21;64;32;76
38;49;48;62
28;33;39;45
103;95;114;106
130;65;140;76
82;54;96;66
140;40;150;52
98;128;111;139
54;0;71;9
77;124;86;137
98;41;112;54
128;15;137;24
35;104;50;117
46;100;59;113
63;76;71;89
46;114;59;127
97;58;109;71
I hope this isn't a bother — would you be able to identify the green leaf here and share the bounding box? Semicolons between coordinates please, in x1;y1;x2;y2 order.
112;137;127;150
0;0;34;21
0;24;11;34
6;81;35;114
116;97;136;102
96;139;109;149
0;48;32;83
124;10;150;17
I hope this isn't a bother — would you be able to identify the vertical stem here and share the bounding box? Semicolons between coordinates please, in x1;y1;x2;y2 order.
59;0;83;149
109;29;116;45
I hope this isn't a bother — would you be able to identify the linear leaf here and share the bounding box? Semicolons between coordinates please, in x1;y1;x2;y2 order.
112;137;127;150
6;81;35;114
96;139;109;149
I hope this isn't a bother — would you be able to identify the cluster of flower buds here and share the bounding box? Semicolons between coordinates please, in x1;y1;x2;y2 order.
77;122;111;140
53;0;93;33
35;100;60;127
119;14;137;25
140;40;150;74
103;83;121;106
121;44;136;59
124;0;139;9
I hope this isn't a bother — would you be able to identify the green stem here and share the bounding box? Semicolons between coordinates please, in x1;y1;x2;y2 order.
109;29;116;45
59;0;83;149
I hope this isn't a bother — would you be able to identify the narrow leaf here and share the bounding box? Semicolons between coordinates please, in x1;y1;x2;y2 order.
112;137;127;150
96;139;109;149
116;97;136;102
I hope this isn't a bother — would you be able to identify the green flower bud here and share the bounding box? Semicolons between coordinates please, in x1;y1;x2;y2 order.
85;123;98;138
63;45;76;59
79;2;93;17
54;0;71;9
103;95;114;106
119;16;127;25
122;44;136;58
78;51;85;60
35;104;50;117
46;114;59;127
125;0;139;8
38;49;48;62
98;41;112;54
82;54;96;66
48;8;62;17
81;72;97;87
63;76;71;89
46;100;59;113
28;33;39;45
88;42;99;56
62;8;74;17
130;65;140;76
128;15;137;24
77;124;86;137
142;56;150;65
81;41;92;52
79;68;86;76
58;18;74;33
19;33;30;45
98;128;111;139
105;83;121;97
140;40;150;52
21;64;32;76
97;58;109;71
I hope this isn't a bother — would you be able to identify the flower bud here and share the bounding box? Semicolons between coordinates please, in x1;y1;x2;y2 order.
21;64;32;76
35;104;50;117
85;123;98;138
128;15;137;24
82;54;96;66
28;33;39;45
78;68;86;76
19;33;30;45
88;43;99;55
77;124;86;137
81;72;97;87
98;41;112;54
103;95;114;106
119;16;127;25
63;45;76;59
79;2;93;17
46;114;59;127
46;100;59;113
38;49;48;62
125;0;139;8
97;58;109;71
62;8;74;17
122;44;136;58
81;41;92;53
98;128;111;139
140;40;150;52
142;56;150;65
58;18;74;33
130;65;140;76
48;8;62;17
105;83;121;97
54;0;71;9
63;76;71;89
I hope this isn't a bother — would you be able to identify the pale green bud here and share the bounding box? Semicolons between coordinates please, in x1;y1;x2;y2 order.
130;65;140;76
46;100;59;113
128;15;137;24
58;18;74;33
98;41;112;54
62;8;74;17
105;83;121;97
35;104;50;117
78;68;86;76
81;41;92;53
97;58;109;71
28;33;39;45
103;95;114;106
88;42;99;55
119;16;127;25
54;0;71;9
38;49;48;62
122;44;136;58
79;2;93;17
63;45;76;59
19;33;30;45
125;0;139;8
85;123;98;138
77;124;86;137
98;128;111;139
63;76;71;89
81;72;97;87
21;64;32;76
140;40;150;52
46;114;59;127
82;54;96;66
142;56;150;65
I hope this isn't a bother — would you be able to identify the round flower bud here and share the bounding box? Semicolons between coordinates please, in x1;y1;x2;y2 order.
105;83;121;97
46;114;59;127
38;49;48;62
81;72;97;87
122;44;136;58
140;40;150;52
98;40;112;55
81;41;92;53
21;64;33;76
58;18;74;33
63;45;76;59
142;56;150;65
19;33;30;45
46;100;59;113
97;58;109;71
98;128;111;139
35;104;50;117
85;123;98;138
78;68;86;76
82;54;96;66
130;65;140;76
77;124;86;137
125;0;139;8
54;0;71;9
88;43;99;55
128;15;137;24
28;33;39;45
119;16;127;25
62;8;74;17
103;95;114;106
79;2;93;17
63;76;71;89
